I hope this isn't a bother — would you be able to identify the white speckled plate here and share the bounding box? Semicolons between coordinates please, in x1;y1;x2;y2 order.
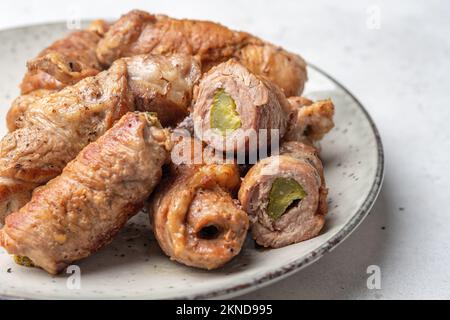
0;23;383;300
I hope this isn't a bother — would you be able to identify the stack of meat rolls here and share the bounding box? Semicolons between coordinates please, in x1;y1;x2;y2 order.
0;112;170;274
0;54;200;223
284;96;335;144
150;133;249;270
7;20;110;132
9;8;308;135
192;59;294;157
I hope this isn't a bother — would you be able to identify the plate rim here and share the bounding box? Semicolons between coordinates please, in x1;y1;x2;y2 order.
0;22;384;300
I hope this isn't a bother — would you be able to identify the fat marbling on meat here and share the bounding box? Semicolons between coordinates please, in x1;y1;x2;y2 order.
0;54;200;223
192;59;294;156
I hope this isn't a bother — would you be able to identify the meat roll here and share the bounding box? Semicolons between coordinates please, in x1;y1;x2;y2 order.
192;59;293;155
96;10;307;97
0;54;200;223
20;20;109;94
150;135;249;270
238;141;328;248
284;97;335;144
8;20;109;131
6;89;53;132
0;112;169;274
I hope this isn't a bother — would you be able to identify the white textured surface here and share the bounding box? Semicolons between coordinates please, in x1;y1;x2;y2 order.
0;0;449;299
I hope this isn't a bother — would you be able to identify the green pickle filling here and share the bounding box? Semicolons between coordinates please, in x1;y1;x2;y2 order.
14;255;35;268
267;177;307;220
210;89;241;135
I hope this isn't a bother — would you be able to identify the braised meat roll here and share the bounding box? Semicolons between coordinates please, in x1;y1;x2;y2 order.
284;97;335;144
150;135;249;270
0;54;200;223
0;112;169;274
20;20;109;94
238;141;327;248
192;59;293;155
96;10;307;97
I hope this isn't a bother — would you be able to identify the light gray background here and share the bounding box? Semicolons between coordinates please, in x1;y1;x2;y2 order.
0;0;448;299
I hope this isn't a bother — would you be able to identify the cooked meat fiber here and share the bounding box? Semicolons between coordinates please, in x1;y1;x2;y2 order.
238;141;328;248
0;54;200;223
0;61;129;224
192;59;293;155
0;112;169;274
284;97;335;144
20;20;109;94
125;54;201;126
6;89;53;132
150;135;248;270
96;10;307;96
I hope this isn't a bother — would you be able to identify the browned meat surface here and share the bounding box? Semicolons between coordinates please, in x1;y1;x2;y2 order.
0;54;200;223
0;112;169;274
124;54;201;126
284;97;335;143
150;135;248;270
236;44;307;97
97;10;307;96
238;141;327;248
20;20;109;94
0;60;131;224
6;89;53;132
192;59;294;155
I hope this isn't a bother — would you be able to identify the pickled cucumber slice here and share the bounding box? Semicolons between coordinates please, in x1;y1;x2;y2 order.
210;89;241;134
267;177;307;220
14;255;35;267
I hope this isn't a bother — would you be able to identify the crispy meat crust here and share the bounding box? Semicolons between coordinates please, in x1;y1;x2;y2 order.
0;112;169;274
284;97;335;143
150;135;248;270
20;20;109;94
238;141;327;248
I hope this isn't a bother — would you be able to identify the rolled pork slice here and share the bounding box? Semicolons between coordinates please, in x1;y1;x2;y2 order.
20;20;109;94
0;54;200;224
150;136;248;270
6;89;53;132
0;112;170;274
284;97;335;144
192;59;293;155
238;141;328;248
